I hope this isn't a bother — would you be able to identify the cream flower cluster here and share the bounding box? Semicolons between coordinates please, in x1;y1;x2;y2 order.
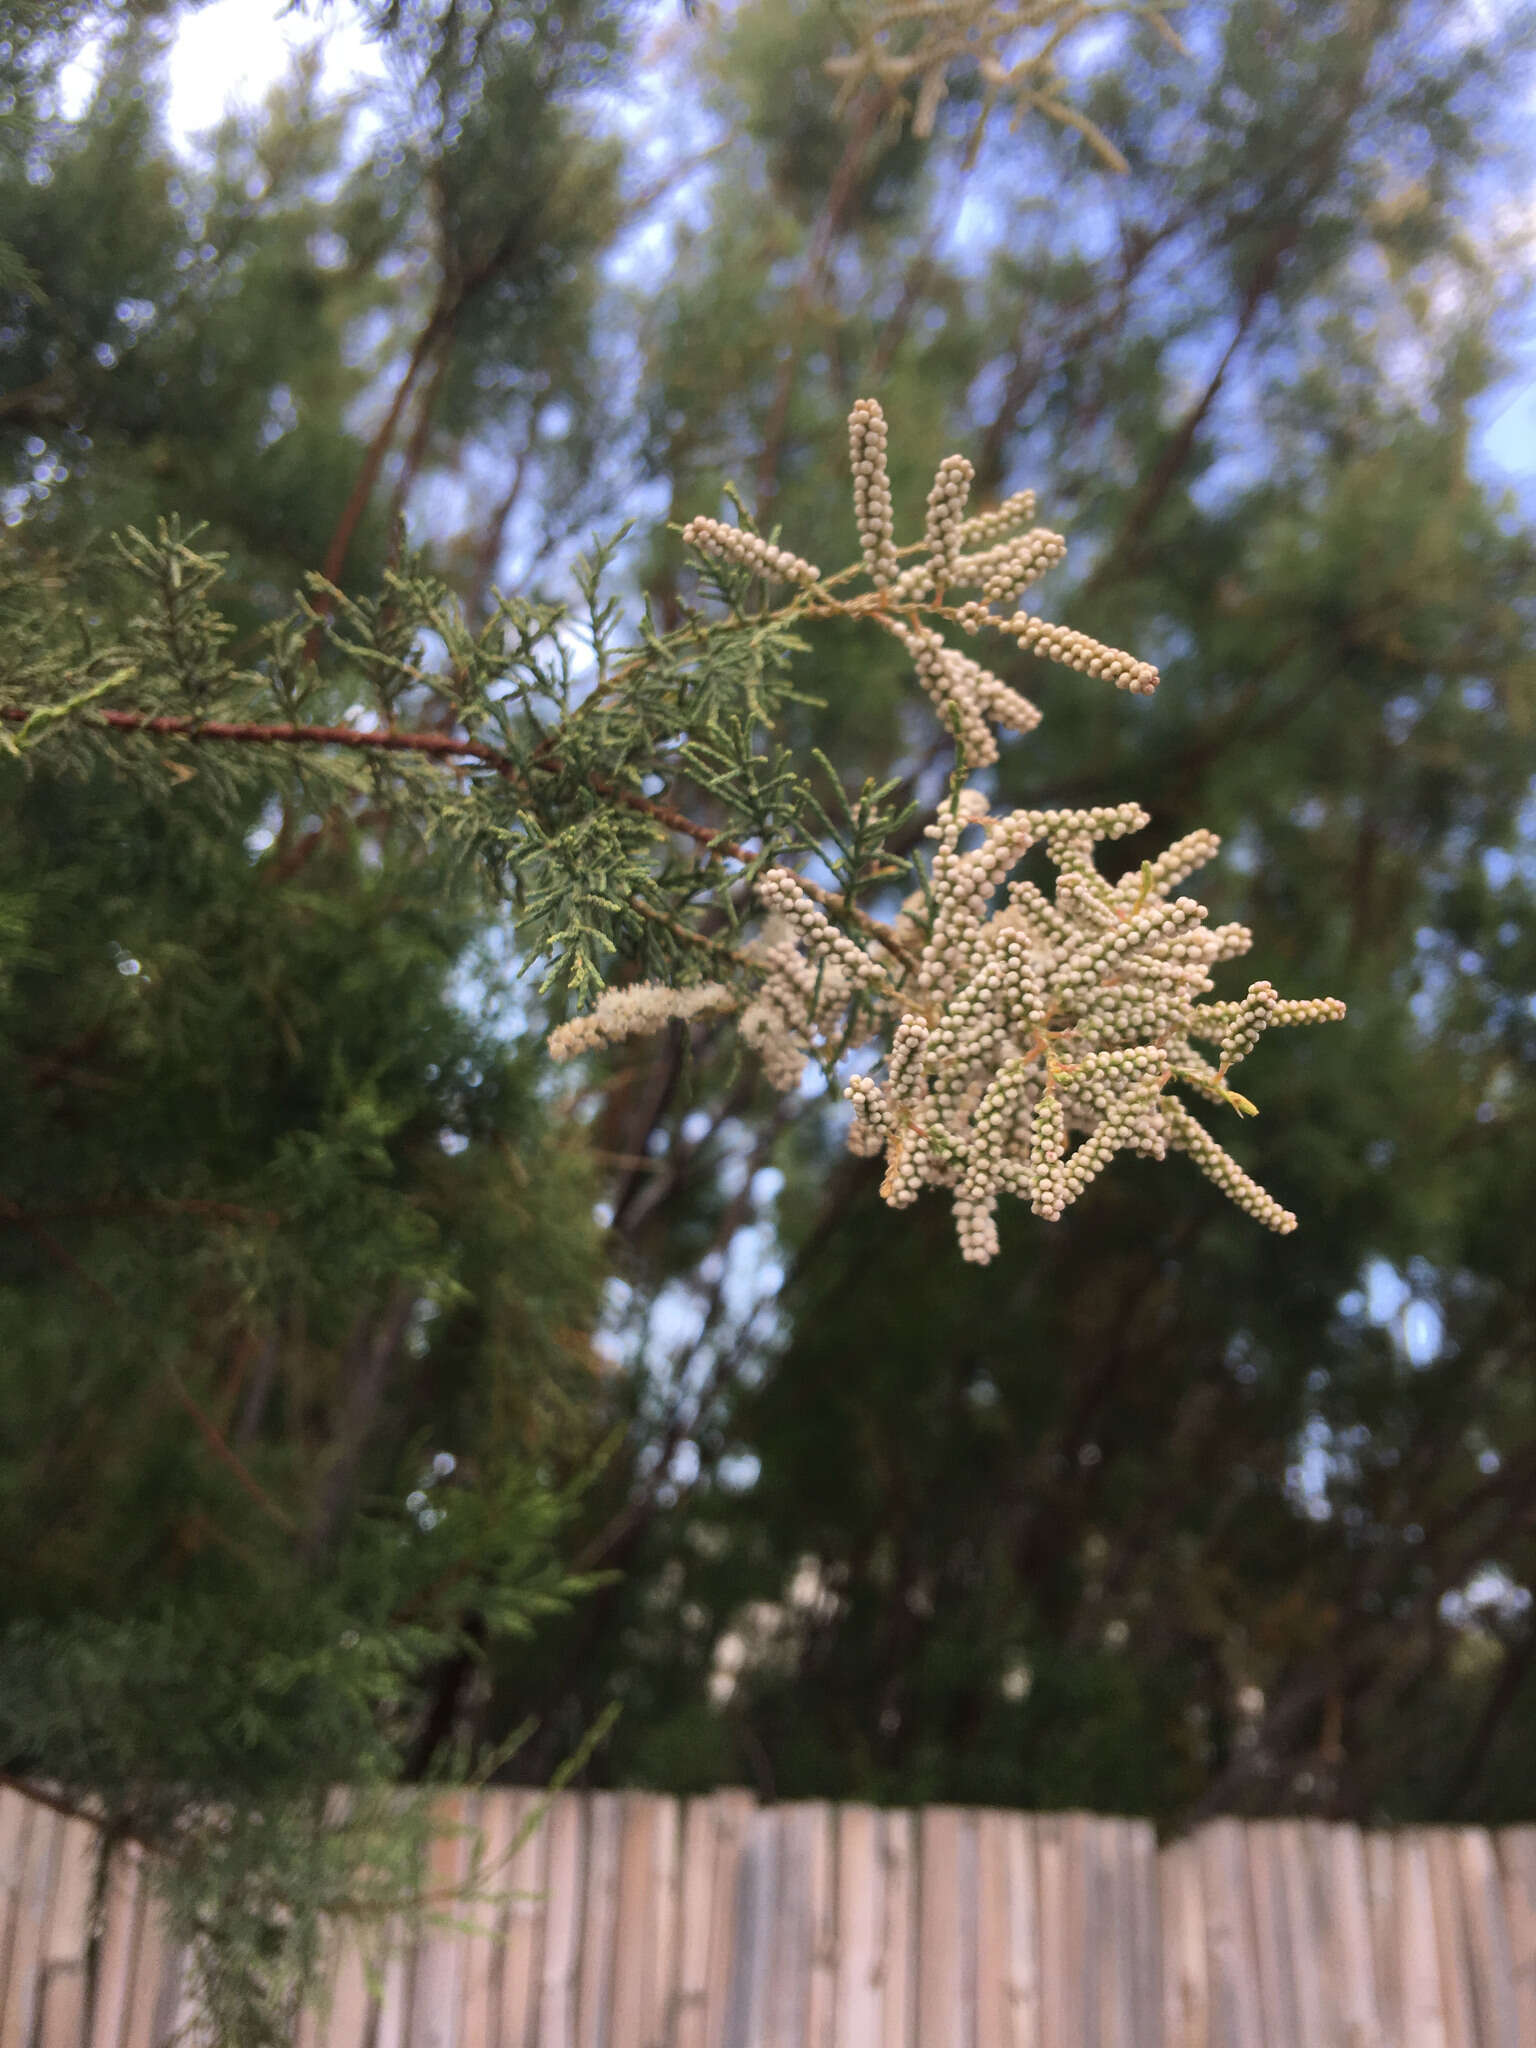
739;913;876;1091
680;399;1158;753
549;401;1346;1257
891;527;1066;608
822;0;1186;172
679;516;821;587
959;530;1068;603
745;793;1344;1262
888;620;1041;767
849;397;900;586
924;454;974;581
960;489;1036;547
548;980;737;1062
1004;609;1158;695
847;398;1157;715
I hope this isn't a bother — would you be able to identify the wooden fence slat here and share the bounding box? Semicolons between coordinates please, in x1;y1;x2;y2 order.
918;1806;967;2048
116;1859;166;2048
1495;1828;1536;2048
976;1812;1010;2048
702;1792;755;2048
764;1806;809;2048
1426;1827;1479;2048
1299;1820;1346;2045
1038;1813;1094;2048
722;1803;778;2048
605;1792;680;2048
37;1958;90;2048
171;1942;207;2048
1064;1815;1093;2048
0;1790;31;1884
756;1801;835;2048
293;1943;336;2048
1425;1829;1472;2048
607;1794;657;2048
1366;1828;1402;2048
804;1803;837;2048
324;1933;374;2048
0;1786;36;2027
1159;1839;1206;2048
1330;1824;1384;2048
1271;1823;1321;2048
1127;1821;1159;2048
960;1809;980;2048
1037;1813;1069;2048
459;1789;513;2048
1087;1821;1112;2048
1089;1820;1122;2048
45;1814;98;1979
879;1807;918;2048
371;1920;412;2048
1457;1827;1519;2048
1395;1832;1448;2048
771;1798;828;2048
1122;1826;1146;2048
1002;1814;1040;2048
297;1798;357;2048
88;1839;144;2048
674;1800;718;2048
408;1788;473;2048
1243;1826;1291;2048
32;1811;98;2048
2;1801;61;2048
578;1789;623;2048
153;1942;190;2048
499;1790;552;2048
836;1805;883;2047
1048;1818;1097;2039
1111;1819;1144;2048
538;1795;586;2048
643;1794;681;2048
356;1795;414;2048
1199;1818;1265;2048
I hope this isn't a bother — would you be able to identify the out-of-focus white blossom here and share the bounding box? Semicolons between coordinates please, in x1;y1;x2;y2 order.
824;0;1189;172
548;980;736;1061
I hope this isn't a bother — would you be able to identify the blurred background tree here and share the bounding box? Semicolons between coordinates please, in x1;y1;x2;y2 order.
3;12;1536;2029
476;0;1536;1829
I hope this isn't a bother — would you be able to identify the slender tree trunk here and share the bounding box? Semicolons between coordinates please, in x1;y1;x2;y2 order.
318;305;454;597
384;342;455;555
754;87;891;519
310;1285;417;1557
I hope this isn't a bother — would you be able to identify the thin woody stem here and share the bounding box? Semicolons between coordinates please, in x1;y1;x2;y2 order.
0;703;915;967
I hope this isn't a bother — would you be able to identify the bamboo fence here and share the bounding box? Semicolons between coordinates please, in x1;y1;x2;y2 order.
3;1782;1536;2046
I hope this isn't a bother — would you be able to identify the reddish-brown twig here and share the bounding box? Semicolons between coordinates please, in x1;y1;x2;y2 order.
0;704;913;963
